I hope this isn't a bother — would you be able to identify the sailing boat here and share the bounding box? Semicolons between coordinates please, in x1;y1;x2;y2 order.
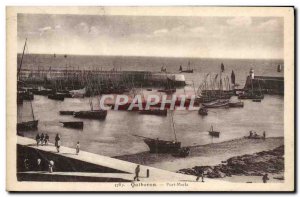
208;125;220;137
221;63;225;72
17;101;38;132
179;61;193;73
17;39;39;132
73;83;107;119
141;110;181;153
231;70;236;85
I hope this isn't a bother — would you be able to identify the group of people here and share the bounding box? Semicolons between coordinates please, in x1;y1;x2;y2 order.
249;131;266;139
35;133;49;146
23;157;55;173
36;133;80;155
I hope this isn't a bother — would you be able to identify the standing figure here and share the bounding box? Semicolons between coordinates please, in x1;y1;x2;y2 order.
133;165;140;181
262;174;269;183
55;134;61;153
40;133;45;145
37;158;42;171
44;134;49;145
24;158;30;171
48;160;54;173
263;131;266;140
76;141;80;155
35;133;40;146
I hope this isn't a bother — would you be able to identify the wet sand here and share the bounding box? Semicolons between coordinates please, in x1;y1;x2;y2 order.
115;137;284;172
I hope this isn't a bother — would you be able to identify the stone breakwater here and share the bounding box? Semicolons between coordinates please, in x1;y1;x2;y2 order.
177;145;284;178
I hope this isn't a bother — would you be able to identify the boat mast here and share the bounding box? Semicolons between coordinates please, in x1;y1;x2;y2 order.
17;38;27;81
170;110;177;142
30;100;35;121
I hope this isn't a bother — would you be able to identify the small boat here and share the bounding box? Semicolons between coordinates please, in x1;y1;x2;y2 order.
17;120;38;131
48;93;65;101
146;88;152;91
208;125;220;137
228;98;244;108
179;61;194;73
17;90;34;101
157;88;176;94
33;88;54;96
134;111;181;154
73;110;107;120
139;108;167;116
198;107;208;115
60;121;83;129
172;147;190;158
59;111;74;115
202;99;229;108
252;99;261;102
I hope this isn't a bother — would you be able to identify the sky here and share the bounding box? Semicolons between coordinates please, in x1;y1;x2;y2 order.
17;14;283;59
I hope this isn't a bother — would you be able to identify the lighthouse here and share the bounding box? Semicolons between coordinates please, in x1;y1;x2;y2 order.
249;68;254;79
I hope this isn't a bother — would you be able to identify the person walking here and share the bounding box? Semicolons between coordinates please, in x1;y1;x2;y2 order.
133;165;140;181
55;134;61;153
44;134;49;145
76;141;80;155
48;160;54;173
40;133;45;145
262;173;269;183
35;133;40;146
37;158;42;171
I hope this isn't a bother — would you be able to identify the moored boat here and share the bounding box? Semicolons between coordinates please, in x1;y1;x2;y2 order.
59;110;74;115
60;121;83;129
208;125;220;137
17;120;38;131
198;107;208;115
48;93;65;101
73;110;107;120
202;99;229;108
139;108;167;116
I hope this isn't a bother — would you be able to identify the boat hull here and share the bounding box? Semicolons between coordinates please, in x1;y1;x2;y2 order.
17;120;38;131
144;138;181;153
73;110;107;120
60;121;83;129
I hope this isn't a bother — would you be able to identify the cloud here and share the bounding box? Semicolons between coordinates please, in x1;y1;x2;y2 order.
153;28;169;35
55;25;61;29
38;26;52;36
189;26;206;33
227;17;252;26
257;19;280;31
75;22;90;33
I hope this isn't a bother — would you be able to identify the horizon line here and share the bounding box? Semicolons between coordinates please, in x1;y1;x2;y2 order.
18;52;284;61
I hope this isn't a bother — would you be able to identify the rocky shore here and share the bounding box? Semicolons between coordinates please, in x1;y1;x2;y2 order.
177;145;284;178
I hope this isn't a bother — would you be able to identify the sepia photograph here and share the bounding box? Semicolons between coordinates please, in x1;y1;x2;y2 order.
6;6;294;192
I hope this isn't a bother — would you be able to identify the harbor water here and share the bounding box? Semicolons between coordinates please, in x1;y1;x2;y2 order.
18;55;284;157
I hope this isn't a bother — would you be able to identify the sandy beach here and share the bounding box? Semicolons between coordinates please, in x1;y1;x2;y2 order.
115;137;284;172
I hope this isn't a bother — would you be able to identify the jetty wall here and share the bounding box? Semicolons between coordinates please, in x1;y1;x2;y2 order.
244;76;284;95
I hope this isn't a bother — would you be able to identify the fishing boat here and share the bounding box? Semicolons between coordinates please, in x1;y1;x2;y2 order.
179;61;193;73
202;99;229;108
228;97;244;108
134;111;182;154
17;100;38;132
17;90;34;101
198;107;208;115
221;63;225;72
17;39;39;132
60;121;83;129
157;88;176;94
59;111;74;115
208;125;220;137
73;110;107;120
252;99;261;102
48;93;65;101
139;108;167;116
